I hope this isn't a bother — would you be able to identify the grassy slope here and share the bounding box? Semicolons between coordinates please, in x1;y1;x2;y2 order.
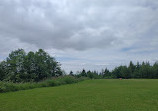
0;79;158;111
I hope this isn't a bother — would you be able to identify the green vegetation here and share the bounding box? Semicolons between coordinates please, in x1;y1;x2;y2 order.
1;49;158;84
0;76;87;93
75;61;158;79
0;49;62;82
0;79;158;111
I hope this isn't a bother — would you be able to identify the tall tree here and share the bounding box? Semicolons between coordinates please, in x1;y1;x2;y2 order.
69;71;74;76
5;49;26;82
128;61;135;78
102;68;110;78
81;69;87;77
0;49;62;82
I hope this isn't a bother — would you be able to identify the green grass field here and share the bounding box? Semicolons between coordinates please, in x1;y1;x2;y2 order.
0;79;158;111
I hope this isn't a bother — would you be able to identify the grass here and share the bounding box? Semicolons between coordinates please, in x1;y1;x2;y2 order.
0;79;158;111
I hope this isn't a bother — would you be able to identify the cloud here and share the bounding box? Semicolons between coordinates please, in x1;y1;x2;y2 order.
0;0;158;72
0;0;157;50
0;36;37;61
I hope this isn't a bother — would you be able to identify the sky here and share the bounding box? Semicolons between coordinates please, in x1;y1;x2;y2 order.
0;0;158;73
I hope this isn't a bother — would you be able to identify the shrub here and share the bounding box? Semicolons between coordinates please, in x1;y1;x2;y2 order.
0;76;87;93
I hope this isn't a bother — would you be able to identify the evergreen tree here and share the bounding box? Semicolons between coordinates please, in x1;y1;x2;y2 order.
133;62;141;78
153;62;158;78
69;71;74;76
128;61;135;78
103;68;110;78
87;70;93;79
81;69;87;77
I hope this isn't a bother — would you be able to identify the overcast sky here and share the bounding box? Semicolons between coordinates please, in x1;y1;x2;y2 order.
0;0;158;73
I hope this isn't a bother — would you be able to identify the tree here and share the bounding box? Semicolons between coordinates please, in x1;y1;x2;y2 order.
153;62;158;78
69;71;74;76
133;62;141;78
5;49;26;82
81;69;87;77
87;70;93;79
140;62;151;78
23;51;37;82
128;61;135;78
120;66;130;79
112;66;123;78
0;49;62;82
33;49;62;81
102;68;110;78
0;62;5;81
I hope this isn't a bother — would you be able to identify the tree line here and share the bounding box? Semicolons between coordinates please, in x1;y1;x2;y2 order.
1;49;158;83
0;49;62;82
71;61;158;79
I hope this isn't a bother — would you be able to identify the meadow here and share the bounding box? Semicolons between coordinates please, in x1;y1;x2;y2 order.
0;79;158;111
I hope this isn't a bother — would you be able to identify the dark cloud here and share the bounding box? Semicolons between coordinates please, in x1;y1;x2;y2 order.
0;0;138;50
0;0;158;72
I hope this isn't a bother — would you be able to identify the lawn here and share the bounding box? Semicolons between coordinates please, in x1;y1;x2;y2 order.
0;79;158;111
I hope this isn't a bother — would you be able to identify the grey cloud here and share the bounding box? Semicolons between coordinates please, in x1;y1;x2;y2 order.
0;36;37;60
0;0;158;52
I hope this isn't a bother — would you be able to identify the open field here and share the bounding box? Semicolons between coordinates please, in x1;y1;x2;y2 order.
0;79;158;111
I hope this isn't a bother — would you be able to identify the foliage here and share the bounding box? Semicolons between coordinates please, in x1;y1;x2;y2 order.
74;61;158;79
74;70;102;79
0;49;62;82
0;76;86;93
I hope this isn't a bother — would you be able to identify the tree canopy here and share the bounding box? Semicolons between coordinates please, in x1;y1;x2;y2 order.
0;49;62;82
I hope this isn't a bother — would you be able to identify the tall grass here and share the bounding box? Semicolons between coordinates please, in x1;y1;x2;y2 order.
0;76;88;93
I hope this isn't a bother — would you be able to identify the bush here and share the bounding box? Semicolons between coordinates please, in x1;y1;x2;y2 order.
0;76;87;93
